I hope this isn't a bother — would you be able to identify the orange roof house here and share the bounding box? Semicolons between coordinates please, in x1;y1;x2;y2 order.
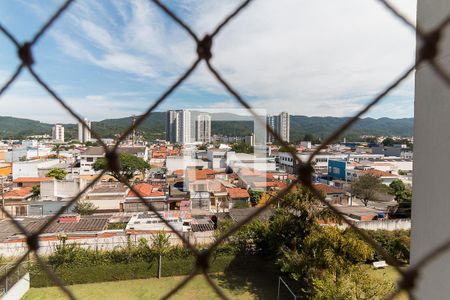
13;177;54;187
361;169;397;178
313;183;346;195
127;183;165;198
227;188;250;199
3;186;33;200
13;177;53;183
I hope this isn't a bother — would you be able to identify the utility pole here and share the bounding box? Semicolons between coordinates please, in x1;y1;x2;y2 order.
1;176;4;219
132;114;136;145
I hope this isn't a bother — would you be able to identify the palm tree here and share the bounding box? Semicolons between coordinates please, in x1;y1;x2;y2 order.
151;231;171;278
52;144;65;162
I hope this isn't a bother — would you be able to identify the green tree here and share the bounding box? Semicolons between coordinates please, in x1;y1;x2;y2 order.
52;144;68;162
248;189;262;206
230;142;253;154
312;265;394;300
389;179;405;194
197;144;208;150
46;167;67;180
93;153;150;180
85;141;99;147
382;137;395;146
369;230;410;263
262;186;323;255
151;231;171;279
31;185;40;200
278;227;373;296
73;201;97;215
389;179;412;203
351;174;385;206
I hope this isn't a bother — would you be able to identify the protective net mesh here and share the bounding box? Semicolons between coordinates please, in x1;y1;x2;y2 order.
0;1;449;299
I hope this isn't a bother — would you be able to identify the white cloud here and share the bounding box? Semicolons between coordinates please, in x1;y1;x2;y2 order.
1;0;417;120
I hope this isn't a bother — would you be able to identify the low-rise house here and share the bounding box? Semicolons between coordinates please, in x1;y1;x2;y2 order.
80;146;149;176
13;177;53;188
84;182;129;212
313;183;348;205
226;188;250;208
346;168;398;185
40;179;82;201
12;159;60;180
124;183;166;212
28;200;75;216
2;187;34;217
167;181;190;210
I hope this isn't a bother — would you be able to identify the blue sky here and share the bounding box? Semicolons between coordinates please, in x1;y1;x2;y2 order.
0;0;416;123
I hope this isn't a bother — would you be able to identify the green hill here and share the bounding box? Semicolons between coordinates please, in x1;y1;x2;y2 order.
0;114;413;142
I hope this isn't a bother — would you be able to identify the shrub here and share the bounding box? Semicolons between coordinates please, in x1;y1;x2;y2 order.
367;230;410;263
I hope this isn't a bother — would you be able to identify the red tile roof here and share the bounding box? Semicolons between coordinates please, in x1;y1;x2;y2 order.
313;183;345;195
185;169;217;181
227;188;250;199
13;177;53;183
152;151;166;159
361;169;396;178
127;183;164;198
3;187;33;199
195;169;216;180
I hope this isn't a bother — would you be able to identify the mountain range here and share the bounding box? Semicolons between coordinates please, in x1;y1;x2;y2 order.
0;113;413;142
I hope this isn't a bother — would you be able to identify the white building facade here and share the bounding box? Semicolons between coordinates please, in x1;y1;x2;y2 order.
196;113;211;144
166;110;191;144
266;112;290;143
78;118;92;143
52;124;64;142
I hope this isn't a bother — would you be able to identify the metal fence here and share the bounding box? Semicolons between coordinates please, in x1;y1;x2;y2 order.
0;0;450;299
0;261;28;297
277;277;301;300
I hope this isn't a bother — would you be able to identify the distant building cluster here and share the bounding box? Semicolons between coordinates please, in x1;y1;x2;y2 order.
165;109;290;146
0;109;412;259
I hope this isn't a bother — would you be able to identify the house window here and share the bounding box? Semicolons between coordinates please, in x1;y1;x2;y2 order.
15;206;26;216
87;157;94;162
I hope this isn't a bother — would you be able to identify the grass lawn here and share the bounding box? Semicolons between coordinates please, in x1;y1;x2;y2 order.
368;265;409;300
23;273;277;300
23;266;406;300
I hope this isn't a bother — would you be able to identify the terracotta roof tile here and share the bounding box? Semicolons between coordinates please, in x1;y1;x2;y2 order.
313;183;345;194
361;169;396;178
13;177;53;183
227;188;250;199
127;183;164;198
3;187;33;199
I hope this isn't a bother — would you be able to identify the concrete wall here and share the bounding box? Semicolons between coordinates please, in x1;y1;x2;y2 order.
412;1;450;298
28;201;75;216
336;218;410;231
3;273;29;300
0;231;215;258
12;159;59;179
41;180;80;201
